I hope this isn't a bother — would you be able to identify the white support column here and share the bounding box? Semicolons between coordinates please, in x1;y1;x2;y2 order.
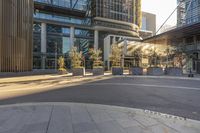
94;30;99;50
70;27;75;49
112;36;116;44
41;23;47;69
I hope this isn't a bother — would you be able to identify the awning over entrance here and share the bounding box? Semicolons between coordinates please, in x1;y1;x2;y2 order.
144;22;200;43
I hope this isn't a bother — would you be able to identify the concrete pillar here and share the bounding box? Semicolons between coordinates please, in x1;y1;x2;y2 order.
41;23;47;69
112;36;116;44
70;27;75;48
104;36;111;70
94;30;99;50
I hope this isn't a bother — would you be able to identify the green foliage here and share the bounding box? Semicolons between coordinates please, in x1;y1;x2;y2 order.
110;44;122;67
147;48;161;67
164;46;187;68
130;48;143;67
69;46;83;68
58;56;67;71
89;48;103;68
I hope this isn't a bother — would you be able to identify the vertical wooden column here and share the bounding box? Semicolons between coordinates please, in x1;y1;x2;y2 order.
0;0;2;71
0;0;33;72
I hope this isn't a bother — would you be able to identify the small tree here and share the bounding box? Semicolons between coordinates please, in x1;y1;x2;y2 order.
166;46;187;68
69;46;83;68
130;48;143;67
147;48;161;67
58;56;67;73
110;44;122;67
89;48;103;68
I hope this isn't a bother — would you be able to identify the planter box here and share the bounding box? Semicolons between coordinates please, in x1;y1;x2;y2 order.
72;68;85;76
165;67;183;76
58;70;67;75
129;67;143;75
93;67;104;76
112;67;123;75
147;67;164;76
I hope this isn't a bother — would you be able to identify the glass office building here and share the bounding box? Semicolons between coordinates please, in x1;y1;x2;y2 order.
177;0;200;26
33;0;142;69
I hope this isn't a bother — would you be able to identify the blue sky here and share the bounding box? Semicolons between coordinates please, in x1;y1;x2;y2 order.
142;0;177;29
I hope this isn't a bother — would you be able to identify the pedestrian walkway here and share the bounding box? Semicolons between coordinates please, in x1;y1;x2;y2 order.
0;72;200;84
0;102;199;133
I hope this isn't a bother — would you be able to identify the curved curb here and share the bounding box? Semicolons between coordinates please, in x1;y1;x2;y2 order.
112;75;200;81
0;102;199;123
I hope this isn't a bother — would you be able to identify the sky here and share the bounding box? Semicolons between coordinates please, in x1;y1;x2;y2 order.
142;0;177;30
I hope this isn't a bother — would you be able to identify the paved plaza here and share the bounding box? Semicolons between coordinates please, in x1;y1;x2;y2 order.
0;74;200;132
0;102;200;133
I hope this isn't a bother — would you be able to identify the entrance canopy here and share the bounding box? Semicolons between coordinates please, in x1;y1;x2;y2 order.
144;22;200;44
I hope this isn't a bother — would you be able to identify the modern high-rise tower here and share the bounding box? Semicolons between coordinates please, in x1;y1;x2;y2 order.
0;0;144;71
177;0;200;26
33;0;142;69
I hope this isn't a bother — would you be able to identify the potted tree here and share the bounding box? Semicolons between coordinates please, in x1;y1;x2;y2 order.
110;44;123;75
69;46;85;76
147;48;164;76
58;56;67;75
129;48;143;75
89;48;104;76
164;46;183;76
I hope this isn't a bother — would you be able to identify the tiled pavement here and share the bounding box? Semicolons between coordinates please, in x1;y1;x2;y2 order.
0;103;199;133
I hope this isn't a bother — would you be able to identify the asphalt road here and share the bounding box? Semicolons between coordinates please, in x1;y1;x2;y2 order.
0;77;200;120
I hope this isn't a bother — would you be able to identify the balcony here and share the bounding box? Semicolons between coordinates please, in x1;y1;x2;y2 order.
184;42;200;51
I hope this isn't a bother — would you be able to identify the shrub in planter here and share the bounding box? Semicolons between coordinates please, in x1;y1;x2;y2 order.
89;49;104;76
69;47;85;76
57;56;67;75
128;48;143;75
146;48;164;76
110;44;123;75
164;46;186;76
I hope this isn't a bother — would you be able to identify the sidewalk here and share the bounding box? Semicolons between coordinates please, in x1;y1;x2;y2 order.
0;102;199;133
0;72;200;84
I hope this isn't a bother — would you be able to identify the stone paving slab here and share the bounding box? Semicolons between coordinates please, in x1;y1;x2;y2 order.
0;103;199;133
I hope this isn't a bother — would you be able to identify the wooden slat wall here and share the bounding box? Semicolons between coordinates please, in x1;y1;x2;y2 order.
0;0;2;71
0;0;33;72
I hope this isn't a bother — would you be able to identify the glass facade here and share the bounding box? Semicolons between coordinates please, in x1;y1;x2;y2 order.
34;0;88;11
33;22;94;69
178;0;200;25
34;12;91;25
185;0;200;24
33;23;42;69
33;0;141;69
93;0;135;23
